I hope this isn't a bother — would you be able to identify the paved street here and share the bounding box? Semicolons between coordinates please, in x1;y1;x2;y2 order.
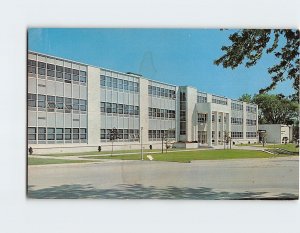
28;156;299;199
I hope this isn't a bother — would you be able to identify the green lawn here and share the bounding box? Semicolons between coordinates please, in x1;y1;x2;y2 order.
83;149;286;163
28;157;95;166
43;149;161;157
236;143;299;153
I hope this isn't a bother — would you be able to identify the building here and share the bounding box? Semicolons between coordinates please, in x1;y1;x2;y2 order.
258;124;293;144
27;51;259;154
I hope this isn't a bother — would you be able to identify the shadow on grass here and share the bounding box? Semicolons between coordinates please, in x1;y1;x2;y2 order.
27;184;298;200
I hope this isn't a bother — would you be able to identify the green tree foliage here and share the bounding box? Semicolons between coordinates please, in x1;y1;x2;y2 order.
214;29;300;101
241;93;298;125
238;93;252;103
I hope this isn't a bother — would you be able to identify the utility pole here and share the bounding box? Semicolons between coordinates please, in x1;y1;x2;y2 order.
140;127;143;160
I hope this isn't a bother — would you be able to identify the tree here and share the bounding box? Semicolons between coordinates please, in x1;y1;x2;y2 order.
214;29;299;101
238;93;252;103
251;94;298;125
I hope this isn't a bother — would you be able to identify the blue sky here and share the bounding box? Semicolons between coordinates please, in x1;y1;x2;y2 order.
28;28;293;99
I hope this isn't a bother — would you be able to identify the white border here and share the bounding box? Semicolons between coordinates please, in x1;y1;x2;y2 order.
0;0;299;232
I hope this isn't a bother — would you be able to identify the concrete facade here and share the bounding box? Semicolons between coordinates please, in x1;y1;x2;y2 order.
27;51;259;154
258;124;293;144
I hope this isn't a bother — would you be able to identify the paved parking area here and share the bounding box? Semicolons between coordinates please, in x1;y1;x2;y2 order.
27;156;299;199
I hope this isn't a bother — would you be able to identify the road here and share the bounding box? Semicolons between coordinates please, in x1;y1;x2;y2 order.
27;156;299;199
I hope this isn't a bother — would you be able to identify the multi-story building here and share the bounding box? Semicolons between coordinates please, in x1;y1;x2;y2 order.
27;51;258;154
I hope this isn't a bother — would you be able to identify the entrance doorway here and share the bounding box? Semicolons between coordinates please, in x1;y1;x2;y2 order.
198;131;207;144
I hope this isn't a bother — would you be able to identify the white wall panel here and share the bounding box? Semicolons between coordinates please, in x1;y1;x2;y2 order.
80;114;87;128
65;83;72;97
56;82;64;96
64;114;72;128
80;86;87;99
107;90;112;102
73;85;80;98
47;113;56;127
46;80;55;96
28;111;37;126
112;92;118;103
56;113;64;127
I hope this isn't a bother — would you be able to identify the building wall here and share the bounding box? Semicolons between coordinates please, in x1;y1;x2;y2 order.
27;51;259;154
258;124;292;144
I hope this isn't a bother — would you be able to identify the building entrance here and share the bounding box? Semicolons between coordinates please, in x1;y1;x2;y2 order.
198;131;207;144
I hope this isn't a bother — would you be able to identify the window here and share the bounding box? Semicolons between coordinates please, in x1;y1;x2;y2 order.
47;95;55;110
65;128;72;140
231;117;243;125
124;80;129;90
27;60;36;74
28;93;36;107
218;115;222;123
118;129;124;139
124;105;129;114
129;105;134;115
124;129;129;139
134;106;139;115
65;98;72;112
118;104;124;114
246;105;257;113
231;102;243;111
80;71;87;83
38;62;46;75
113;78;118;89
46;128;55;140
180;122;186;135
231;132;243;139
219;131;221;138
118;79;123;90
112;103;117;113
73;69;79;82
56;65;63;80
198;113;207;123
107;77;112;88
73;99;79;110
100;129;106;139
100;75;106;86
56;97;64;109
64;67;72;83
106;103;112;113
128;81;133;92
212;114;215;122
80;99;87;111
148;107;153;117
134;82;139;92
100;102;106;112
38;94;46;108
38;127;46;140
212;95;227;105
47;64;55;77
28;127;36;140
246;119;257;126
73;128;79;140
56;128;64;140
153;86;157;96
80;128;87;139
246;132;257;138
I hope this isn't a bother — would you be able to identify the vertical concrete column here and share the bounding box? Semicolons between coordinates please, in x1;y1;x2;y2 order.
207;106;212;146
139;78;149;144
243;102;247;140
227;99;232;138
87;66;101;145
186;87;197;142
215;111;219;145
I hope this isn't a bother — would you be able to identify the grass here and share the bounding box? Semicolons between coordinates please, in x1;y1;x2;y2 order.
43;149;161;157
236;143;299;153
83;149;287;163
28;157;96;166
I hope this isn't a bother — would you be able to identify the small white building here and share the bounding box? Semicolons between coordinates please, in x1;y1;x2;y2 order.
258;124;293;144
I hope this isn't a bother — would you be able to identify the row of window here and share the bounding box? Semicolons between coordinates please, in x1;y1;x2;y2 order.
231;102;243;111
231;117;243;125
212;96;228;105
246;105;257;113
100;129;139;140
197;95;207;103
148;85;176;99
246;132;257;138
198;113;207;123
246;119;257;126
28;94;87;112
148;130;176;139
28;127;87;140
100;102;139;115
179;91;187;135
28;60;87;84
100;75;139;93
148;108;176;119
231;132;243;139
